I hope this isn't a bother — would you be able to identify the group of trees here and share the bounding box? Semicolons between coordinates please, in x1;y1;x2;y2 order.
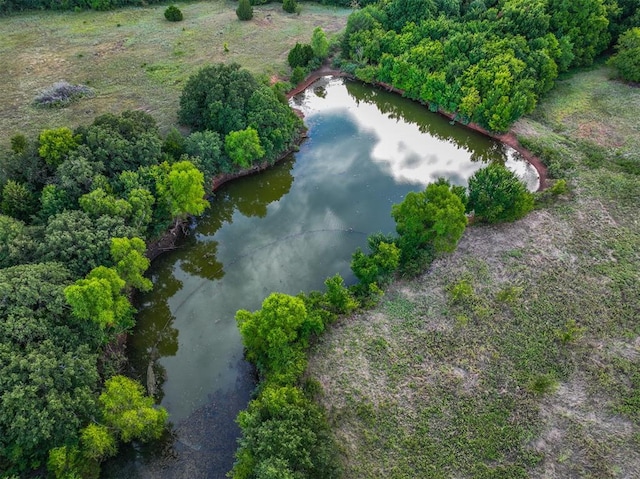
0;59;307;475
0;0;164;14
0;110;214;475
339;0;638;131
178;63;303;173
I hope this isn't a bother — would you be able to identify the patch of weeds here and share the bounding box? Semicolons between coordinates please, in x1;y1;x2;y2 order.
518;134;574;178
33;81;94;108
555;319;585;344
527;373;559;396
448;278;475;306
609;358;640;422
495;285;523;305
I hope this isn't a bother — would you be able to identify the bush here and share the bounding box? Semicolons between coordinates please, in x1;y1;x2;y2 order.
164;5;183;22
282;0;297;13
608;27;640;83
236;0;253;21
290;66;306;85
287;43;315;69
467;163;534;224
33;81;94;108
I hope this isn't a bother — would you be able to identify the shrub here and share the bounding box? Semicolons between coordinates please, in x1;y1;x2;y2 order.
282;0;297;13
236;0;253;21
164;5;183;22
33;81;94;108
287;43;315;69
290;66;306;85
608;27;640;83
467;163;534;223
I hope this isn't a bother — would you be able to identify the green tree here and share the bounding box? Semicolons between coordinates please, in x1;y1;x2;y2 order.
79;188;133;219
38;210;135;277
236;293;323;382
99;375;168;443
311;27;330;59
184;130;229;179
467;163;534;223
164;4;183;21
64;266;134;331
1;179;36;221
38;127;80;167
39;184;71;220
548;0;610;67
178;63;259;133
231;385;340;479
282;0;297;13
80;424;117;461
156;160;209;229
288;43;315;68
225;127;266;168
162;127;185;159
0;263;100;474
0;215;36;268
391;180;468;260
324;274;358;314
608;27;640;83
110;236;153;292
236;0;253;21
351;240;400;286
125;187;155;235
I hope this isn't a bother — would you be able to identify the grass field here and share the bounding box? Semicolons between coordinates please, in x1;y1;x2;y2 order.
308;68;640;478
0;1;349;144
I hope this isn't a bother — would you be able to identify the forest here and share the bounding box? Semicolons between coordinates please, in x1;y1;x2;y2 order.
0;0;638;477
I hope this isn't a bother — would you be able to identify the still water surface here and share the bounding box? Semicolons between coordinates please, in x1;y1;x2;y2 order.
106;77;538;478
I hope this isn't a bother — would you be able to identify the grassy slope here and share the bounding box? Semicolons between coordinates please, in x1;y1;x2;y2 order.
0;1;349;143
308;67;640;479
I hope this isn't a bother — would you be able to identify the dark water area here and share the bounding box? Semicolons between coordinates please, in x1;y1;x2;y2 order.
102;77;538;478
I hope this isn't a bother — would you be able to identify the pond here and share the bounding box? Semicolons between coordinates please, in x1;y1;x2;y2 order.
103;77;538;478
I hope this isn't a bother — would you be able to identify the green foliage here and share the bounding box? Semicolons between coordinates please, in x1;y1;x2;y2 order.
392;180;467;265
527;373;559;395
156;160;209;226
39;184;71;220
247;86;303;163
236;293;323;383
290;66;306;85
80;424;117;461
99;375;168;443
351;240;400;287
0;263;100;474
324;274;358;314
225;127;266;168
467;163;534;223
282;0;297;13
0;215;35;268
38;210;135;277
64;266;134;330
38;127;80;167
184;130;229;180
548;0;610;67
179;63;259;133
110;237;152;292
1;179;36;222
608;27;640;83
164;5;183;22
79;188;132;219
555;319;585;344
288;43;315;69
47;445;99;479
236;0;254;21
448;278;475;305
162;127;185;159
311;27;329;59
77;111;163;177
231;385;340;479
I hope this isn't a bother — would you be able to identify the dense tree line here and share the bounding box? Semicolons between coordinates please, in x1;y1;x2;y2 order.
0;61;304;476
339;0;638;131
0;0;164;14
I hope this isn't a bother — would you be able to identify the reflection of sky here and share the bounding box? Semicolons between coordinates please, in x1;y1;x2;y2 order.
137;77;539;424
295;77;539;190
